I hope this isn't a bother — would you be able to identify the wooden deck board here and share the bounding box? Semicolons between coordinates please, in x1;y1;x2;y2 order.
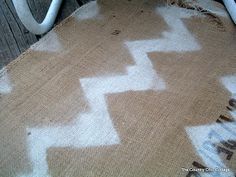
0;0;90;69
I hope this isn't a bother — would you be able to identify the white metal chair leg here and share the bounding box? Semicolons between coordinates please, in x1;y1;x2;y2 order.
222;0;236;24
12;0;63;35
12;0;236;35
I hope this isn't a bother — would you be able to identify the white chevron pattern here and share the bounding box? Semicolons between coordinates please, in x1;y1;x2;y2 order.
20;6;201;177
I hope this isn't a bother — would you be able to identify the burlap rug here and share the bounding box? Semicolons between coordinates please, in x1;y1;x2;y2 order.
0;0;235;177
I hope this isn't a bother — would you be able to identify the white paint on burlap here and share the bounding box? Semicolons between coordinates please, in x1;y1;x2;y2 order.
30;31;63;53
186;123;236;177
73;1;100;21
20;6;202;177
0;67;12;94
186;75;236;177
221;75;236;119
221;75;236;99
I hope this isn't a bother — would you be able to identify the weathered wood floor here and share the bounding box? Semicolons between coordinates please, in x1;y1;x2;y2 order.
0;0;90;69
